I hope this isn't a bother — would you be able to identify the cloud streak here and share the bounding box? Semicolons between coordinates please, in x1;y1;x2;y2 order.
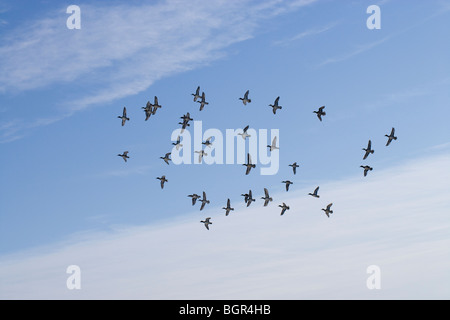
1;151;449;299
0;0;319;143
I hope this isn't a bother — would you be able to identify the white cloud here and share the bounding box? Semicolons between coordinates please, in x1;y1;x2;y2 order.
273;21;340;46
0;0;319;143
1;152;449;299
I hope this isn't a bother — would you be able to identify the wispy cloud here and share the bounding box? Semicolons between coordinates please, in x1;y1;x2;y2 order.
318;5;450;67
273;21;340;46
1;152;449;299
0;0;319;143
318;35;392;67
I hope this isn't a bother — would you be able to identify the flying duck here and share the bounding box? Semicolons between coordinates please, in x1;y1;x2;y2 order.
195;149;208;163
308;186;320;198
222;199;235;216
239;90;251;105
156;175;168;189
269;96;282;114
267;136;279;152
243;153;256;175
199;191;210;211
313;106;326;121
160;152;171;165
322;203;333;217
117;151;129;162
197;92;209;111
385;127;397;146
180;112;193;123
200;217;212;230
246;190;255;207
289;162;300;175
237;125;251;140
363;140;374;160
278;203;290;216
179;120;190;132
282;180;293;192
188;193;201;206
360;165;373;177
118;107;130;126
142;101;153;121
172;136;183;151
261;188;273;207
202;136;213;148
192;86;201;102
241;192;249;203
151;96;161;115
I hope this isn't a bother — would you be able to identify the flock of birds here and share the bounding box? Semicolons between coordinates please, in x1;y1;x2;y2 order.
116;87;398;230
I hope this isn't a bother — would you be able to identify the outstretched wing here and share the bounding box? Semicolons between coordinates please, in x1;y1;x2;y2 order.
272;136;277;148
264;188;269;198
319;106;325;112
243;125;249;133
327;203;333;210
154;96;158;105
227;198;230;208
274;96;280;105
280;207;286;215
248;153;252;165
314;186;319;195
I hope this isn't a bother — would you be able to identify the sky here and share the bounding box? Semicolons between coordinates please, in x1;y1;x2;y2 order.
0;0;449;299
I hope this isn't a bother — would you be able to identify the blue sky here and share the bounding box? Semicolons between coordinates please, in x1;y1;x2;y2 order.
0;0;449;299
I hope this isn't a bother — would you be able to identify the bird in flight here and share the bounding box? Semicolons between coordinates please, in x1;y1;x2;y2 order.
282;180;293;192
195;149;208;163
321;203;333;217
118;107;130;126
269;96;282;114
117;151;129;162
261;188;273;207
156;175;168;189
289;162;299;175
237;125;251;140
180;112;193;123
239;90;251;105
241;192;249;203
198;92;209;111
246;190;255;207
362;140;375;160
243;153;256;175
360;165;373;177
178;120;190;132
199;191;210;211
160;152;172;165
313;106;326;122
142;101;153;121
385;127;397;146
222;199;234;216
188;193;201;206
308;186;320;198
200;217;212;230
278;203;290;216
172;136;183;151
151;96;161;115
202;136;213;148
267;136;279;152
192;86;201;102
